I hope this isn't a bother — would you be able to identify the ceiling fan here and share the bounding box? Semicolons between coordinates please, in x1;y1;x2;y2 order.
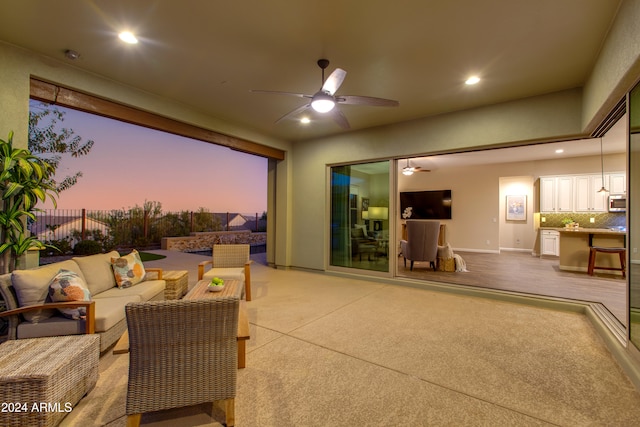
251;59;399;129
402;159;430;175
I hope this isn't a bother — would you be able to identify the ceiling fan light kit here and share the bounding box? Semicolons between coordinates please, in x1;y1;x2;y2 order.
311;92;336;113
402;158;430;175
252;58;399;128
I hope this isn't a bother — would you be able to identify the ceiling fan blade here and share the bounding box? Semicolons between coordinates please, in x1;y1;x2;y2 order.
251;89;311;99
274;103;311;124
338;95;399;107
322;68;346;95
328;107;350;129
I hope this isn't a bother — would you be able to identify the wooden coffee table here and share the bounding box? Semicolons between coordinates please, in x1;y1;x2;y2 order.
186;279;243;299
114;279;250;369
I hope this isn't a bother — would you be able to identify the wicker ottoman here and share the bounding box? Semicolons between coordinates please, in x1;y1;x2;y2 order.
0;334;100;427
163;270;189;300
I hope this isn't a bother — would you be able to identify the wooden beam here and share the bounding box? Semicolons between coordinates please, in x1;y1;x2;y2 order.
30;78;285;160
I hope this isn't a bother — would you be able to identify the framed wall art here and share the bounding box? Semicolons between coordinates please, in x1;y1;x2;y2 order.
506;195;526;221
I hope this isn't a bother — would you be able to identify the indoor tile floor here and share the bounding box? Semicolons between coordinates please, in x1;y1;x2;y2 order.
60;250;640;426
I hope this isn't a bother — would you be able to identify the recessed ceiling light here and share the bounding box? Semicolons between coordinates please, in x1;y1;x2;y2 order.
64;49;80;60
555;149;564;154
465;76;480;85
300;117;310;124
118;31;138;44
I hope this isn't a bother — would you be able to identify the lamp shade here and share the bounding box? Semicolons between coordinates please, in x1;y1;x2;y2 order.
368;207;388;220
361;211;369;220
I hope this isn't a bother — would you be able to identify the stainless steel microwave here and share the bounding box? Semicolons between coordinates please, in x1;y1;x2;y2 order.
608;194;626;212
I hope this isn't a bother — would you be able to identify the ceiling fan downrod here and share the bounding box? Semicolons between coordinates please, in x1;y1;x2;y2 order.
317;59;330;85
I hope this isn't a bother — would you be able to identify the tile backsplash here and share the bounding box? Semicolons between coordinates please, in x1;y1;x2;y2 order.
539;212;625;229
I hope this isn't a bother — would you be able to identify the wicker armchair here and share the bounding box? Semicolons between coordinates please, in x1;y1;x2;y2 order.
198;244;253;301
125;298;239;426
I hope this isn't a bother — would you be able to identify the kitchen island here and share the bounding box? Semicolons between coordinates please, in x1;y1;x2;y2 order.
557;227;626;275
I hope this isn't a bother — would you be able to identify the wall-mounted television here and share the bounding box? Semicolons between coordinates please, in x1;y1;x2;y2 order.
400;190;452;220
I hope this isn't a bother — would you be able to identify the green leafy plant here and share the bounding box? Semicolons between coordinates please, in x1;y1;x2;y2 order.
0;131;58;273
43;237;73;256
561;218;574;225
29;101;95;192
72;240;102;256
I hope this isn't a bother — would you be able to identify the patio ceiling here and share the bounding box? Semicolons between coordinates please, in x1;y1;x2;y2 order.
0;1;622;145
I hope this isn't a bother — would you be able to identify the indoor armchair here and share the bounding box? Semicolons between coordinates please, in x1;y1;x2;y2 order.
351;227;379;261
400;219;441;271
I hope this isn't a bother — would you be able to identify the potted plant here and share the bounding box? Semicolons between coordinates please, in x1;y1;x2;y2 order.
0;131;58;273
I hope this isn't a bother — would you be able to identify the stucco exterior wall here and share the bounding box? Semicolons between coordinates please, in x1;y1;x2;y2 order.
582;0;640;132
291;90;585;270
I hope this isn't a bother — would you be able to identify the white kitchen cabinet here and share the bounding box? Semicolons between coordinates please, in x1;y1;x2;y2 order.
540;230;560;256
540;177;556;212
540;173;626;213
609;173;626;194
556;176;573;212
540;176;573;212
574;174;608;212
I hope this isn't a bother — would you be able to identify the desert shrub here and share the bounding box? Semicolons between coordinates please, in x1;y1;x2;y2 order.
42;238;73;256
73;240;103;255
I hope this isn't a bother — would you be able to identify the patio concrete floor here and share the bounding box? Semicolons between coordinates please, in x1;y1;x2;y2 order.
60;249;640;426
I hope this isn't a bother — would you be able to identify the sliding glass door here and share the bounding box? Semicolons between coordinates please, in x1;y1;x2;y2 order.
629;82;640;349
330;161;390;272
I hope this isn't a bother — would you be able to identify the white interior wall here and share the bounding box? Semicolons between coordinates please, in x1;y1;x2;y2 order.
396;153;625;254
499;176;536;252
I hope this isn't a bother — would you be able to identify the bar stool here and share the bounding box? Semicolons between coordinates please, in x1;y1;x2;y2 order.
587;246;626;278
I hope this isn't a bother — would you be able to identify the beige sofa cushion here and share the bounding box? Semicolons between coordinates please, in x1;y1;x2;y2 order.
92;296;141;332
16;315;89;339
11;260;85;322
73;251;120;295
93;279;165;302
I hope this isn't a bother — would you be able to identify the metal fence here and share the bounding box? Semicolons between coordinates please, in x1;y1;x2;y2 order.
30;209;266;255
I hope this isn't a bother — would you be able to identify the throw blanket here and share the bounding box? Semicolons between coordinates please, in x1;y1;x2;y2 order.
439;243;469;272
454;253;468;272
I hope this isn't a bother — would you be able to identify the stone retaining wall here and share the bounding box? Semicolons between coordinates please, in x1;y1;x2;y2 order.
161;231;266;252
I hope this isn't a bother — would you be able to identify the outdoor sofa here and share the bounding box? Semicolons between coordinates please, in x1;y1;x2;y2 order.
0;250;166;352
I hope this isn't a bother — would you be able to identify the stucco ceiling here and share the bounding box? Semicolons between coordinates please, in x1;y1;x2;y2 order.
0;0;623;145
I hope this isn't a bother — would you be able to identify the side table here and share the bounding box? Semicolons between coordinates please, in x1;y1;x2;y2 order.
162;270;188;300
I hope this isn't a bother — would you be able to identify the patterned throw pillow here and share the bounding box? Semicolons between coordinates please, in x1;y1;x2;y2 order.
111;249;146;288
48;269;92;320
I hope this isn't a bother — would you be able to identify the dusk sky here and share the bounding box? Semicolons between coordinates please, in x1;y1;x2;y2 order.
32;102;268;214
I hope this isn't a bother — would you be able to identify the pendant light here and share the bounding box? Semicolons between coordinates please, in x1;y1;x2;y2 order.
598;137;609;193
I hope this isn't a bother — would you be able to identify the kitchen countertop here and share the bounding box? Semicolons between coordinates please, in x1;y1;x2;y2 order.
541;227;625;235
552;226;626;274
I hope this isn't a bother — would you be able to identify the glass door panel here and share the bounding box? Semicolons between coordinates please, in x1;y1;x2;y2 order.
630;82;640;349
330;161;389;272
